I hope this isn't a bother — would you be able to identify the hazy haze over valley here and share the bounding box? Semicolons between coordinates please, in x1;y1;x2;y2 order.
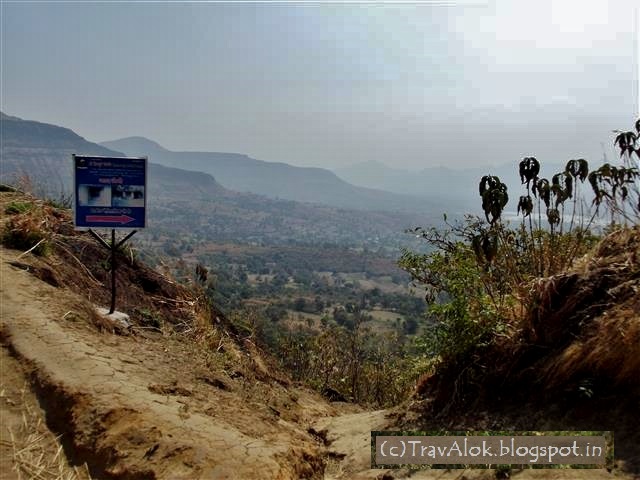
2;0;638;176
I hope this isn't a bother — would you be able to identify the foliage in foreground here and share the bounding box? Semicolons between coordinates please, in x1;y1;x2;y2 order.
399;119;640;398
227;305;430;407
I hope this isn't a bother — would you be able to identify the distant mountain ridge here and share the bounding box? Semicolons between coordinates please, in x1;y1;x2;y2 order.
0;112;436;248
1;112;118;154
101;136;453;214
101;136;168;155
1;112;126;192
0;112;233;199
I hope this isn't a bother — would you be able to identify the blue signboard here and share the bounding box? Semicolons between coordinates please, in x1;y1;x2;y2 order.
73;155;147;229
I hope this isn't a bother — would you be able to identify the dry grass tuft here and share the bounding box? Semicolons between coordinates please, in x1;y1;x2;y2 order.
413;225;640;411
1;191;73;257
403;226;640;473
524;226;639;347
521;226;640;390
542;306;640;389
0;384;91;480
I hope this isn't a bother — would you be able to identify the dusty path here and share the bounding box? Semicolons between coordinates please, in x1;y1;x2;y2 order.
311;411;631;480
1;244;634;480
0;246;327;478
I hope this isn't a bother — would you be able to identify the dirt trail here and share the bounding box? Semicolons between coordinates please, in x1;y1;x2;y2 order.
0;245;632;480
0;246;328;478
310;411;627;480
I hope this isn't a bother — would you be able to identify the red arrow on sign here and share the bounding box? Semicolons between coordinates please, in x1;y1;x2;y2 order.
86;215;135;225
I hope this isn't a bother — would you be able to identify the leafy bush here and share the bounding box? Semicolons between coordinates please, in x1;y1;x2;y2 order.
400;219;512;374
400;119;640;403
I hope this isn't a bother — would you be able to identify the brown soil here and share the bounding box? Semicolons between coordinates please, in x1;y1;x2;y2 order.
0;343;92;480
1;191;636;480
1;244;338;478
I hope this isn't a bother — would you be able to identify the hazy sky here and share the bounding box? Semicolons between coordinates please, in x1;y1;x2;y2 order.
1;0;638;170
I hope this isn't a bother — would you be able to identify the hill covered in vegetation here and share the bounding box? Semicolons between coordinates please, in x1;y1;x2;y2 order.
391;119;640;476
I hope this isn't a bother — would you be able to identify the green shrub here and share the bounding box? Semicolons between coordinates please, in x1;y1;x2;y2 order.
5;201;34;215
399;118;639;406
400;225;511;371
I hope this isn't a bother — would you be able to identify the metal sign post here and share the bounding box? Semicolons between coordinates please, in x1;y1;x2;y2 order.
73;155;147;314
88;228;138;314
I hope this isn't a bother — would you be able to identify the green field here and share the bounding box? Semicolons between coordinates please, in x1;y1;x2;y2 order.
281;307;409;335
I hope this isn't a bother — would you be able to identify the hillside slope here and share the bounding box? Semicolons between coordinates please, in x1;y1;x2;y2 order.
395;226;640;475
5;191;631;480
0;247;328;478
1;112;122;194
0;112;228;198
0;190;337;478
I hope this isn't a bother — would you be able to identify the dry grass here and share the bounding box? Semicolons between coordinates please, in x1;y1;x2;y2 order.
0;190;214;334
524;226;640;390
0;384;91;480
542;306;640;389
